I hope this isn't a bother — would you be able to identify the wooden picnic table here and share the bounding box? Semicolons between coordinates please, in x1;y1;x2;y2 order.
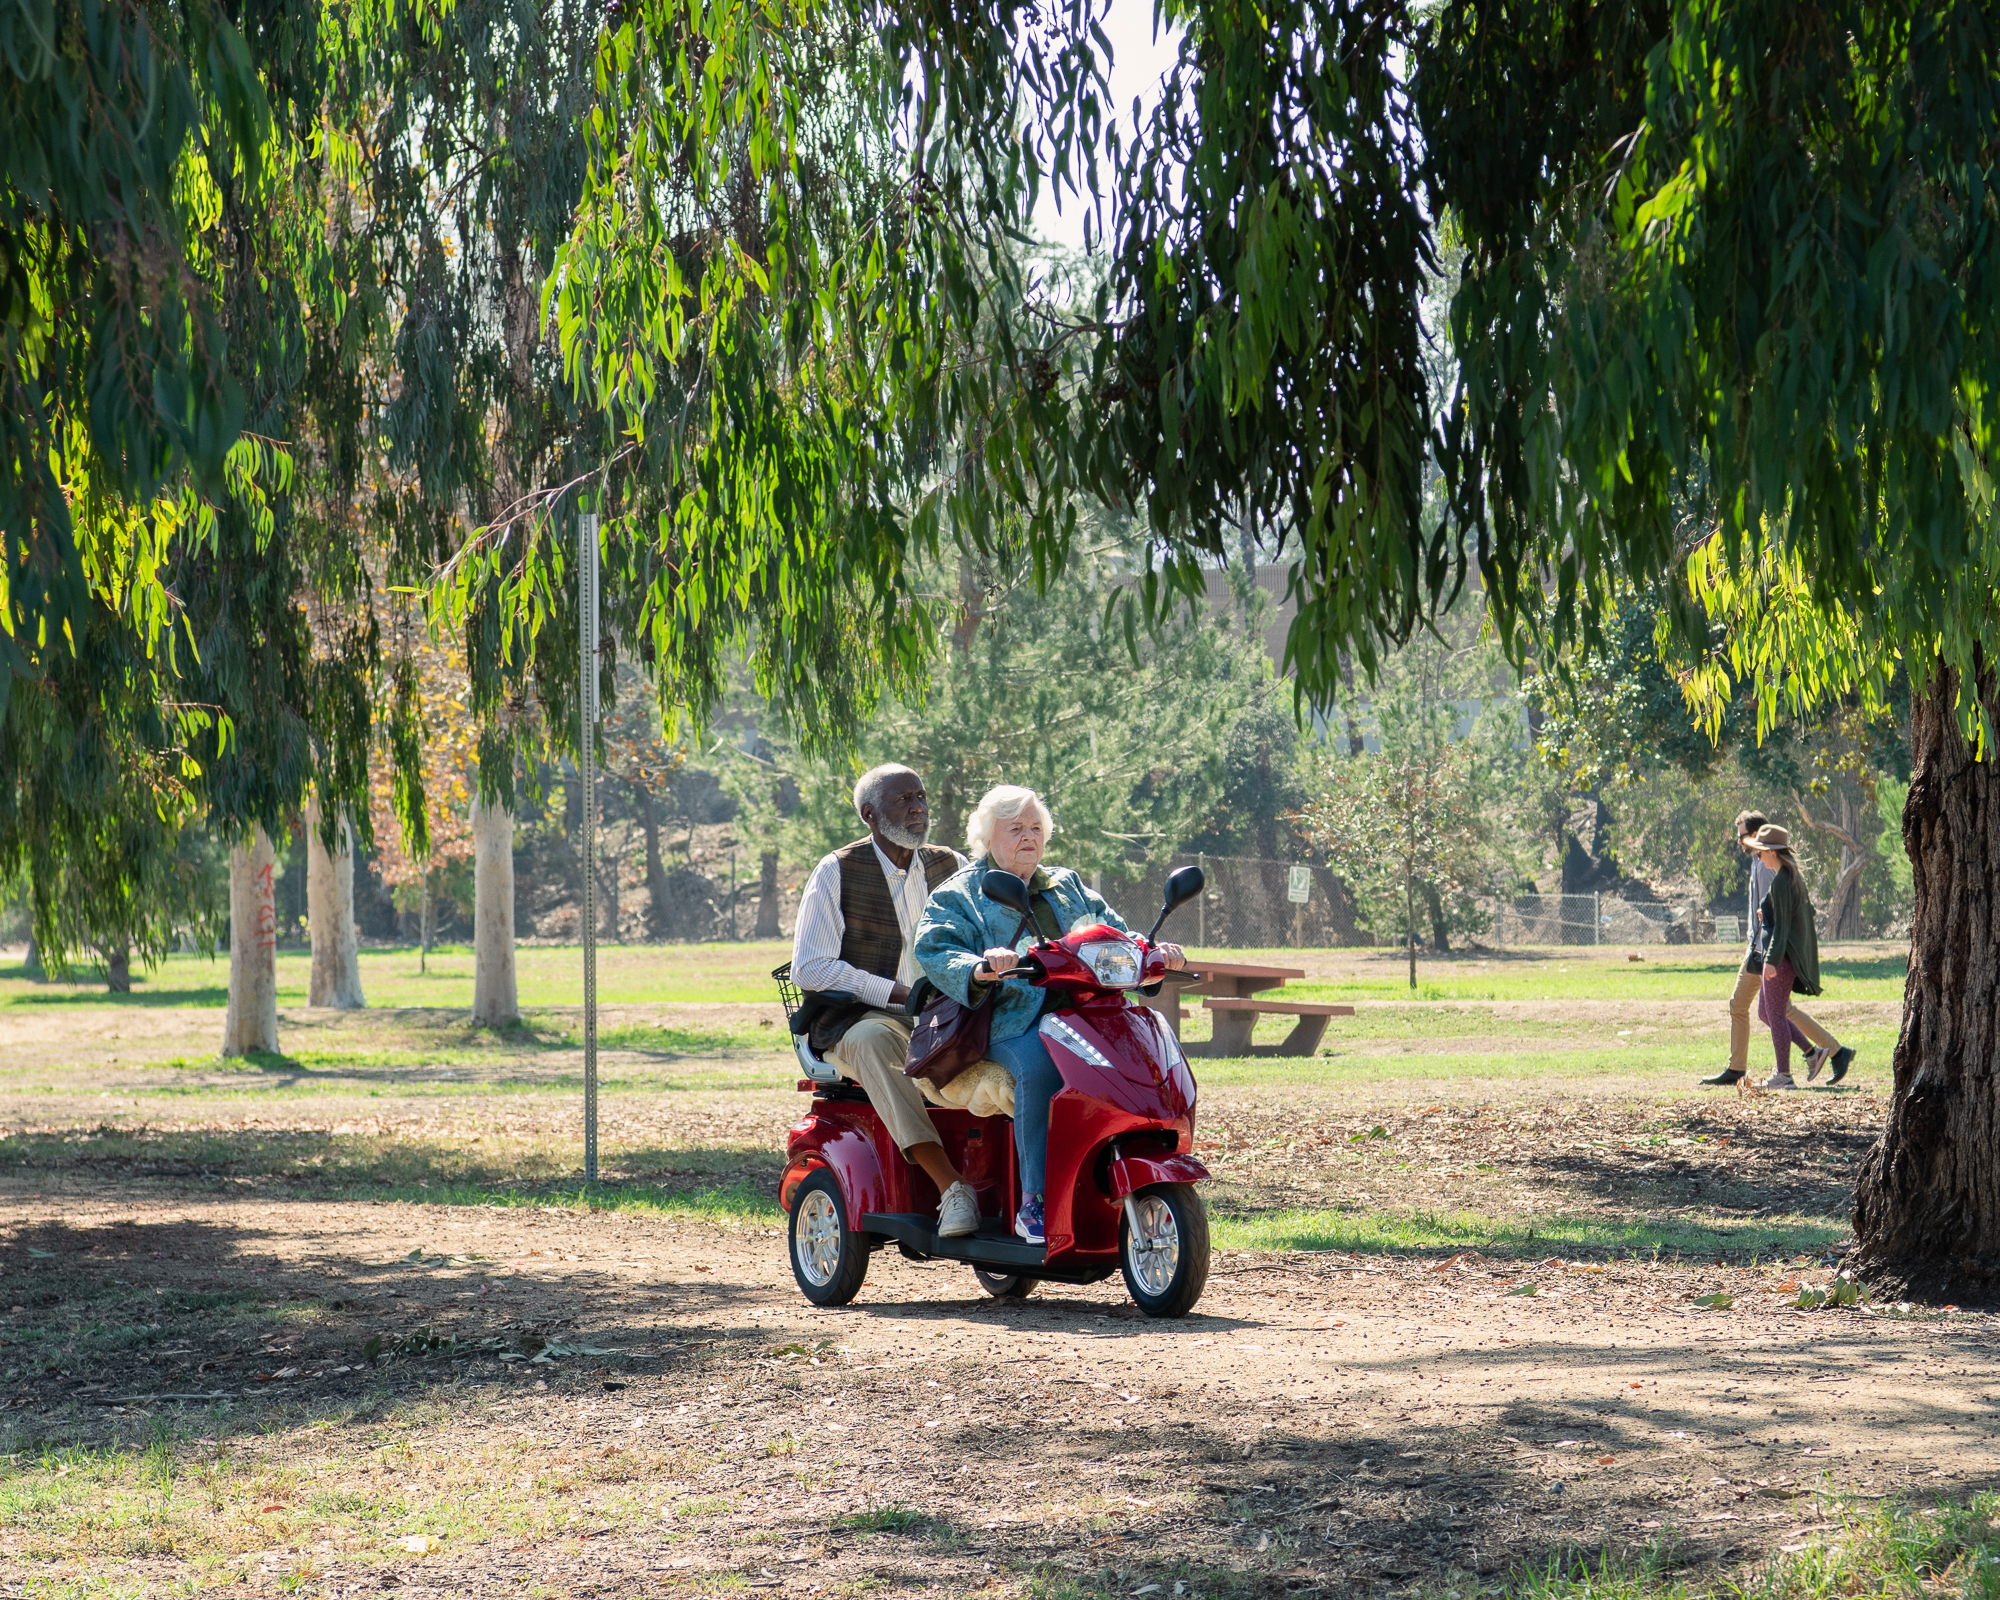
1138;959;1354;1058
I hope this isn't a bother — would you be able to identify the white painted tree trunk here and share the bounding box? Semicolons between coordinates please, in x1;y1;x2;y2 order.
471;797;519;1025
222;825;280;1056
306;796;365;1009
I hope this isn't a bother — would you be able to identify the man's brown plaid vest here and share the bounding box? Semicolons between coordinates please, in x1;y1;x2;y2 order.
808;838;961;1053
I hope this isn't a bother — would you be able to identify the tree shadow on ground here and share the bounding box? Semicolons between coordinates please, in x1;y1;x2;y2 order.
1520;1103;1875;1234
3;1207;1995;1597
0;1127;784;1215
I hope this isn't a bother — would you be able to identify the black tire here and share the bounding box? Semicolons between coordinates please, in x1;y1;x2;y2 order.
789;1169;869;1306
1119;1183;1210;1318
973;1268;1039;1300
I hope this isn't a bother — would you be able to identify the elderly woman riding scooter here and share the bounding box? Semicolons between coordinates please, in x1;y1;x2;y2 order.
913;785;1186;1246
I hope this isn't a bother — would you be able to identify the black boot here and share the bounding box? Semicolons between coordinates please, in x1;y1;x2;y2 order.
1699;1066;1745;1086
1827;1046;1856;1084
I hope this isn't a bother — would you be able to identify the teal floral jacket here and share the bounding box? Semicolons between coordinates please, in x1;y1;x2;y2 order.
914;856;1130;1043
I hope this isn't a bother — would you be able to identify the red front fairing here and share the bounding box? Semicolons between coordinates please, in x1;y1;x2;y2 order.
1038;994;1199;1257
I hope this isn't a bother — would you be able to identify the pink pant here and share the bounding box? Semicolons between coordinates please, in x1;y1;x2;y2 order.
1758;959;1799;1074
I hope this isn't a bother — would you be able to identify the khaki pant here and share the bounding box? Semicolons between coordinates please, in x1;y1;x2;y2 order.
1728;960;1834;1073
830;1012;942;1153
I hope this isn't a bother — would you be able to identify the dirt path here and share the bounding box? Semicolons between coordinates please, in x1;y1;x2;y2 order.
4;1189;1994;1598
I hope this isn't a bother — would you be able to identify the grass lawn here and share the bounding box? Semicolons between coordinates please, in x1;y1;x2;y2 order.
0;934;1965;1600
0;938;1911;1011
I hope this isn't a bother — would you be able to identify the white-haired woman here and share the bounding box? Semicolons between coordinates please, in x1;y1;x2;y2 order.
913;785;1184;1244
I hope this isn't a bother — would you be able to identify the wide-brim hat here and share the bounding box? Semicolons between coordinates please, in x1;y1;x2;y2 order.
1752;824;1793;850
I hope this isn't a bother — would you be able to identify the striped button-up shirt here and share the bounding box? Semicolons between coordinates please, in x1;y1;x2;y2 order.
791;840;960;1008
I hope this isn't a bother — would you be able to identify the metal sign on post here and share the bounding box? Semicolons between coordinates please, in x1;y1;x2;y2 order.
579;500;600;1184
1286;865;1312;905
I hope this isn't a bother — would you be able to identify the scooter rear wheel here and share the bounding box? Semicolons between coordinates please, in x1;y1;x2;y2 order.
972;1268;1039;1300
789;1169;869;1306
1119;1183;1210;1318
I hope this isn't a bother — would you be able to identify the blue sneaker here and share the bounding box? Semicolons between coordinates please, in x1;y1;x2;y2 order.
1014;1195;1045;1245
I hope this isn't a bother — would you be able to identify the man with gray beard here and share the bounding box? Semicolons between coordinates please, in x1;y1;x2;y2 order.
790;765;981;1236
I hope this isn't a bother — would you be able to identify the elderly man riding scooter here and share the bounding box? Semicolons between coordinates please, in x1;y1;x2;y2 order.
788;765;982;1238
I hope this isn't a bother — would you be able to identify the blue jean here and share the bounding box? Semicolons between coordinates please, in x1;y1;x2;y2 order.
988;1025;1062;1197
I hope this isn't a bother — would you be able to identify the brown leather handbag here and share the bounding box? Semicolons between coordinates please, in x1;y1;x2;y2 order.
902;980;993;1089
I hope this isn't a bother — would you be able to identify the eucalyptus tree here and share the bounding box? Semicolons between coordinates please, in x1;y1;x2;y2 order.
361;0;925;1013
351;0;610;1021
433;0;953;853
1417;0;2000;1288
2;0;386;1037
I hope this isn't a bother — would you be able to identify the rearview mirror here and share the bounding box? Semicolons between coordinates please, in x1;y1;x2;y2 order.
982;870;1031;916
1147;865;1205;942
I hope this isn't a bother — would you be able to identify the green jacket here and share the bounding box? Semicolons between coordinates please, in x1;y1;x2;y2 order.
1760;868;1822;996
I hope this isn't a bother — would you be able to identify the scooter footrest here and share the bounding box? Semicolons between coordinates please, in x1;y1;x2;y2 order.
860;1213;1046;1270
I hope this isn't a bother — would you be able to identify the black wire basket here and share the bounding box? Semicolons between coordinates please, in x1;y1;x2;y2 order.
771;962;804;1032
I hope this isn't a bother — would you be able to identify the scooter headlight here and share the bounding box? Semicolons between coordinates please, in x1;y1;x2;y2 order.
1077;938;1143;988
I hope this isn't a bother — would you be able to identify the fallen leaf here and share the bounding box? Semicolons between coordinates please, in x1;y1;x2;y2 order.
1596;1455;1616;1466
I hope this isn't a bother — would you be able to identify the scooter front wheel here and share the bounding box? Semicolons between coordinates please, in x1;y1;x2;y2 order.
789;1169;869;1306
1119;1183;1210;1318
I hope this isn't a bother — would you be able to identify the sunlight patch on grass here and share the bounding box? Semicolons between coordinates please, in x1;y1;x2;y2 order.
1208;1204;1847;1260
1192;1031;1901;1089
402;1178;781;1223
1434;1492;2000;1600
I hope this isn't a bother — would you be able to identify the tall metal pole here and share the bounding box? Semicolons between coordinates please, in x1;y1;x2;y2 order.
579;501;600;1184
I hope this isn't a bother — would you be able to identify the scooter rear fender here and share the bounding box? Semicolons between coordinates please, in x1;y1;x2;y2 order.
782;1109;896;1220
1109;1150;1210;1201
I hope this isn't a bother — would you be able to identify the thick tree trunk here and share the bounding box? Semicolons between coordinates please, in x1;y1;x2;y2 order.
1852;663;2000;1292
222;825;280;1056
754;849;781;938
1424;883;1452;955
934;776;964;859
104;945;131;993
419;872;434;968
599;844;621;941
306;797;365;1008
1793;786;1867;941
631;783;673;939
470;797;519;1026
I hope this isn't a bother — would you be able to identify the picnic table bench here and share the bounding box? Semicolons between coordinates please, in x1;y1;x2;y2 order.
1140;960;1354;1058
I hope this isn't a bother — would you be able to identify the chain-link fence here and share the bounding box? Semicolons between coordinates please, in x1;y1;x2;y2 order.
1484;894;1736;947
1099;855;1364;949
1092;872;1750;951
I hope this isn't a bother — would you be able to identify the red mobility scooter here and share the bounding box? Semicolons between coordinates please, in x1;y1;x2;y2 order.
776;866;1214;1317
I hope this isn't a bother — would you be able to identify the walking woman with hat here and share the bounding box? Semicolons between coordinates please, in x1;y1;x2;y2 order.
1751;824;1852;1088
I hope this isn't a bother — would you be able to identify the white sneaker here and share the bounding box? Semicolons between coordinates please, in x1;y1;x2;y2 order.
1764;1071;1799;1090
937;1181;980;1238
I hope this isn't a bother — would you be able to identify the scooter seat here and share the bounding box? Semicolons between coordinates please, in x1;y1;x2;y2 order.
916;1059;1015;1119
